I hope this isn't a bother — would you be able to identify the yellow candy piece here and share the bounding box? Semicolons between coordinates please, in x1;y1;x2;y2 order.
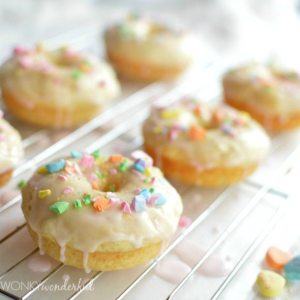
160;109;182;120
144;168;153;177
37;166;48;174
38;189;52;199
256;270;285;298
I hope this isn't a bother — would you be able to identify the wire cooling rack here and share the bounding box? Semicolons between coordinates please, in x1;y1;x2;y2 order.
1;25;300;300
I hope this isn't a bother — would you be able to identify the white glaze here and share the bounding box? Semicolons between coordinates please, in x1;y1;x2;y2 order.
143;99;271;168
0;46;120;109
22;152;183;264
27;255;52;272
0;116;23;173
105;16;198;68
223;62;300;115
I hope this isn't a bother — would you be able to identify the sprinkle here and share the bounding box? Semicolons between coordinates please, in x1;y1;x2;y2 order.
178;216;192;228
71;69;81;80
144;168;153;177
82;194;92;205
133;159;146;173
13;46;30;56
46;159;66;173
170;128;180;140
160;109;182;120
212;110;224;124
119;160;130;172
88;174;97;181
131;151;153;167
131;195;147;212
18;57;33;69
138;188;151;201
109;184;116;192
70;150;83;159
221;123;235;137
93;196;111;212
188;125;206;141
120;201;131;214
79;155;95;168
63;187;74;194
91;149;101;159
74;199;82;209
37;166;48;174
91;181;100;190
149;187;155;193
109;154;124;163
38;189;51;199
49;201;70;215
57;174;68;181
148;194;166;207
17;180;27;190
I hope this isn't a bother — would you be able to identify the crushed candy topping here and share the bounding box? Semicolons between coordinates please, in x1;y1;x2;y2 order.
49;201;70;215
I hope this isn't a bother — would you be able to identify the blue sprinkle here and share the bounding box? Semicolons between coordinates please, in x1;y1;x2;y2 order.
134;159;146;172
132;195;146;212
70;150;83;159
154;194;167;207
138;188;151;201
284;256;300;282
221;124;235;137
46;159;66;173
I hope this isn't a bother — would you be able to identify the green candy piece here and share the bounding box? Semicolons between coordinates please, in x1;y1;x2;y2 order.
71;69;81;80
49;201;70;215
74;199;82;209
91;149;101;159
256;270;285;298
149;187;155;193
118;160;129;172
82;194;92;205
17;179;27;189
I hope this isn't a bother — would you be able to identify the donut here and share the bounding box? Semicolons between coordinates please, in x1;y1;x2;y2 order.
0;44;120;128
223;62;300;132
0;111;23;186
21;150;182;271
143;98;270;187
104;14;197;82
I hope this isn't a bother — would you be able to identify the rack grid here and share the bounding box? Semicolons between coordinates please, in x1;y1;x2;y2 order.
0;25;300;300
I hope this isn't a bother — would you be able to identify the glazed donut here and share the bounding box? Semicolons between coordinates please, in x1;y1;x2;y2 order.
21;150;182;272
0;44;120;128
104;14;197;82
143;98;270;187
223;63;300;132
0;111;23;186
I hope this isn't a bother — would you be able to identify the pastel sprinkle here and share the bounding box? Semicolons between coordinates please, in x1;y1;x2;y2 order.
57;174;67;181
49;201;70;215
220;124;235;137
132;195;147;212
151;194;166;207
160;109;182;120
149;187;155;193
70;150;83;159
13;46;30;56
74;199;82;209
256;270;285;298
46;159;66;173
131;150;153;167
178;216;192;228
133;159;146;173
188;125;206;141
79;155;95;168
82;194;92;205
109;154;124;163
93;196;111;212
120;201;131;214
38;189;51;199
17;180;27;190
91;149;101;159
119;160;130;172
265;246;292;271
71;69;81;80
63;187;74;194
38;166;48;174
138;189;151;201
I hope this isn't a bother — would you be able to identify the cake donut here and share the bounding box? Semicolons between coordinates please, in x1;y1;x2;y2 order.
0;111;23;186
0;44;120;128
223;62;300;132
104;14;197;82
143;98;270;187
21;150;182;272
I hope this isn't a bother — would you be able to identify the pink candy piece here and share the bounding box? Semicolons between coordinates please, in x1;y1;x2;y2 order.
13;46;30;56
178;216;192;229
18;57;33;69
79;155;95;168
155;258;191;284
63;187;74;194
120;201;131;214
57;174;67;181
